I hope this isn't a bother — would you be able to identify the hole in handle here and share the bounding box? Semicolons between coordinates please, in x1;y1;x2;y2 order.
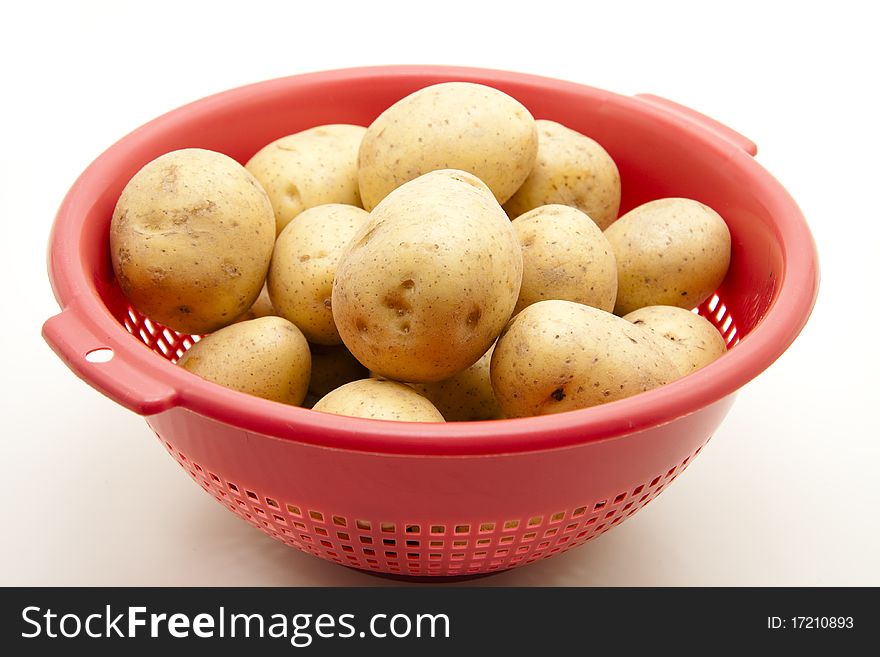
85;348;114;363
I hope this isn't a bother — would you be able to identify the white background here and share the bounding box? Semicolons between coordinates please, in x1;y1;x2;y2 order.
2;0;878;586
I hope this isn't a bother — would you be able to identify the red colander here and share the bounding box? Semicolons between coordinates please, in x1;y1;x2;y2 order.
42;66;819;577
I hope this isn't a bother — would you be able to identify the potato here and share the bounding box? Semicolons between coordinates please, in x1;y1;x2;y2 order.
410;343;504;421
312;378;445;422
624;305;727;375
490;300;676;417
177;316;311;405
234;284;276;323
604;198;731;316
245;124;366;234
268;204;370;344
333;170;523;383
305;343;369;407
110;148;275;335
358;82;537;210
503;120;621;230
511;204;617;314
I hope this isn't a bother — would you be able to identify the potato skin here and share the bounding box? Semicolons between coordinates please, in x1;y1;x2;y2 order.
313;378;445;422
503;120;621;230
623;305;727;375
234;284;276;323
358;82;537;210
268;204;370;344
177;316;311;405
491;300;676;418
512;204;617;314
605;198;731;316
245;124;366;234
110;148;275;335
410;343;504;421
305;343;369;407
333;170;523;383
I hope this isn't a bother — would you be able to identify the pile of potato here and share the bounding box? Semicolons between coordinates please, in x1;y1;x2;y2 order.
110;82;730;423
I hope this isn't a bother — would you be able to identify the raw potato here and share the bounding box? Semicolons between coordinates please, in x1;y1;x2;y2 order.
410;344;504;421
333;170;523;383
605;197;731;316
110;148;275;335
358;82;537;210
177;316;311;405
235;284;275;323
503;120;621;230
245;124;366;234
268;204;370;344
512;204;617;314
305;343;369;407
624;306;727;375
313;378;445;422
491;300;676;418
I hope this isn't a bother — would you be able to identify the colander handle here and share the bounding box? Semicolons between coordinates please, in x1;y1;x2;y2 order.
42;301;178;415
634;93;758;156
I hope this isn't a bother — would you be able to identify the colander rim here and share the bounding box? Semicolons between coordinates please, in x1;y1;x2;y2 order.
44;65;820;456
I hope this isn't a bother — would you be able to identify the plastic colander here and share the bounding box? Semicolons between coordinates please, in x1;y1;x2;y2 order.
42;66;819;577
